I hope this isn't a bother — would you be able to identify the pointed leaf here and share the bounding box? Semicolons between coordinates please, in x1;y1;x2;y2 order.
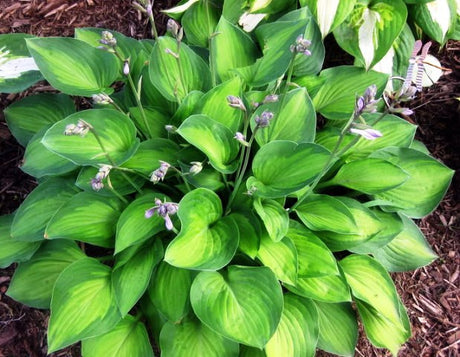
253;198;289;242
165;188;239;270
26;37;119;96
190;266;283;348
182;1;220;47
45;192;125;248
81;315;153;357
7;240;84;309
413;0;457;44
160;316;239;357
257;234;297;285
177;114;240;174
286;221;339;277
11;177;79;242
371;147;454;218
149;36;211;102
248;141;331;198
48;258;121;353
112;239;163;316
285;274;351;303
372;214;437;272
265;294;318;357
314;301;358;357
211;17;259;82
148;261;193;323
42;109;139;166
231;212;261;259
0;215;41;268
295;194;358;234
116;192;167;253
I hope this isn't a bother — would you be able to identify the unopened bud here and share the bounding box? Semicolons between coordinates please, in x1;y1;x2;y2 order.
234;132;250;147
123;61;130;76
254;111;274;128
189;161;203;175
167;19;180;38
227;95;246;111
165;48;179;59
263;94;279;104
165;125;177;133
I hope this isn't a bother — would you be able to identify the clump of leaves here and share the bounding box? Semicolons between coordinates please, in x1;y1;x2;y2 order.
0;1;455;356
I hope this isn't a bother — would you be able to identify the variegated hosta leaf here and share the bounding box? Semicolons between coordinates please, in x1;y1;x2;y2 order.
413;0;457;44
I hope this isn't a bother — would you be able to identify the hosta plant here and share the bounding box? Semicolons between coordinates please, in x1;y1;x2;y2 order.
0;0;455;356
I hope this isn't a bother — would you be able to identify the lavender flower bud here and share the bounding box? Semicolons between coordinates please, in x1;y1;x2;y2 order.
255;111;274;128
227;95;246;111
234;132;250;147
290;34;312;56
100;31;117;47
263;94;279;104
354;84;380;117
167;19;180;38
149;161;171;184
123;61;130;76
350;127;383;140
189;161;203;175
145;198;179;231
64;119;91;137
92;93;113;105
146;3;153;17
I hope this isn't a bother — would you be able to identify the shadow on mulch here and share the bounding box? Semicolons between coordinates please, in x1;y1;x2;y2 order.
1;1;459;356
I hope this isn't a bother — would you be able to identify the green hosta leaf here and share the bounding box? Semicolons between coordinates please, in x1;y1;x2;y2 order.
211;17;259;82
75;166;144;197
7;240;84;309
317;197;384;251
45;192;125;248
149;36;211;102
112;239;163;316
285;273;351;303
237;18;308;87
21;128;77;178
240;345;266;357
301;0;357;38
121;138;179;176
11;177;79;242
370;147;454;218
310;66;388;120
82;315;153;357
160;316;239;357
129;107;170;139
334;0;407;69
356;298;410;355
295;194;358;234
413;0;457;44
253;198;289;242
191;266;283;348
148;261;193;323
182;1;220;47
257;233;297;285
165;188;239;270
339;254;403;327
4;93;75;146
195;76;244;132
26;37;119;96
248;141;331;198
314;301;358;357
231;212;261;259
48;258;121;353
177;114;240;174
248;0;296;14
328;158;409;194
316;113;417;161
116;193;167;253
286;221;339;277
42;109;139;166
0;215;41;268
253;88;316;145
372;214;437;272
0;33;42;93
265;294;318;357
350;209;403;254
140;295;167;345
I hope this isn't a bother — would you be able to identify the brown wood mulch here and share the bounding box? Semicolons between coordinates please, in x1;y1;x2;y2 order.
0;1;459;356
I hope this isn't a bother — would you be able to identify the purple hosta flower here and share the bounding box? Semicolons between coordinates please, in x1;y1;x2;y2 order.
255;111;274;128
189;161;203;176
91;165;111;191
150;161;170;184
234;132;250;147
145;198;179;231
354;84;380;117
290;34;312;56
227;95;246;112
350;127;383;140
92;93;113;105
167;19;183;41
99;31;117;47
263;94;279;104
146;3;153;17
64;119;91;137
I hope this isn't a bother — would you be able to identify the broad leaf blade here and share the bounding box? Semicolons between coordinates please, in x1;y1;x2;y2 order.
253;198;289;242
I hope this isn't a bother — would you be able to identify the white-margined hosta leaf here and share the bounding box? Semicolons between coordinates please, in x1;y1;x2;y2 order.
190;266;283;348
413;0;457;44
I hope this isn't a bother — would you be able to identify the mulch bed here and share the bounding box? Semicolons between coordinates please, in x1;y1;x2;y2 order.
1;1;459;356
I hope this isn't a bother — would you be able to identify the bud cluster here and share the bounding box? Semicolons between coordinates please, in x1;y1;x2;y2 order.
290;34;312;56
92;93;113;105
227;95;246;112
91;165;111;191
167;19;184;42
354;84;380;118
150;161;170;184
64;119;92;137
145;198;179;231
99;31;117;48
254;111;274;128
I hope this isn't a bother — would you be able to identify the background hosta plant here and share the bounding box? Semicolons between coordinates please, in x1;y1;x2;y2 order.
0;0;455;356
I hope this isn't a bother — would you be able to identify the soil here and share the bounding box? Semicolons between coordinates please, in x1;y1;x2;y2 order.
0;1;459;356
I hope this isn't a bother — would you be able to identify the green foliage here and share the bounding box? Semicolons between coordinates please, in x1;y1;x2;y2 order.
1;1;454;356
